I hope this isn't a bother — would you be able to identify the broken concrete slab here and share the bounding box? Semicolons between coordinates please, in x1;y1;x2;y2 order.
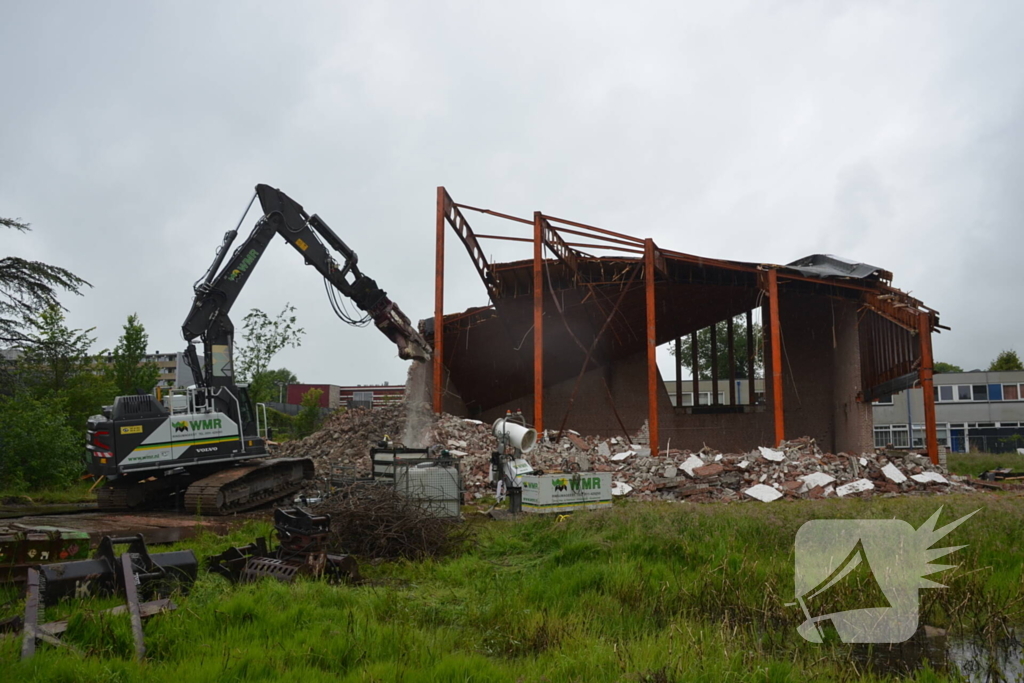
759;447;785;462
611;481;633;496
743;484;783;502
911;472;949;485
680;455;705;477
882;463;908;484
836;479;875;497
799;472;836;490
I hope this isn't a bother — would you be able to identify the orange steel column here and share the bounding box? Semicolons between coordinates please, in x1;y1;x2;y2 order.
432;187;445;414
532;212;544;433
767;269;785;446
918;311;939;465
645;239;660;456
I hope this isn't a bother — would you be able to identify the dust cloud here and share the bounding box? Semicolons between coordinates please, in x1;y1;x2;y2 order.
402;360;433;448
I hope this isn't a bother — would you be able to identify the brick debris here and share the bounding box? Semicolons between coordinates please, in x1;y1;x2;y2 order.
271;406;973;503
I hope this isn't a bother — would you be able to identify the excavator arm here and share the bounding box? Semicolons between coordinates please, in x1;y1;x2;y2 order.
182;184;431;390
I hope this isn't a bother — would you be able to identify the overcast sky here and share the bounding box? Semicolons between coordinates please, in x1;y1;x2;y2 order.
2;1;1022;390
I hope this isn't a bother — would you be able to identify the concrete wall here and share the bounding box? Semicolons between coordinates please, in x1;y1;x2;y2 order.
832;298;873;453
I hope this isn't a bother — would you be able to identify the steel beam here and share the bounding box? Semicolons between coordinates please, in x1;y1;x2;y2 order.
746;309;755;405
675;337;682;408
433;187;445;413
533;212;544;434
710;322;719;405
645;239;659;455
691;331;699;408
727;317;736;406
767;269;785;446
918;311;939;465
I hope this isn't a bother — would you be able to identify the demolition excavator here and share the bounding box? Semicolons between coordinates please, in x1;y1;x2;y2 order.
86;185;431;514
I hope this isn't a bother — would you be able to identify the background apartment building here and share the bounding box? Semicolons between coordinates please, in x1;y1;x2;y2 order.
872;370;1024;453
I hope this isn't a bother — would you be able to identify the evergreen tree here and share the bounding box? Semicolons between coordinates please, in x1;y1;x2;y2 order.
1;217;89;346
110;313;160;395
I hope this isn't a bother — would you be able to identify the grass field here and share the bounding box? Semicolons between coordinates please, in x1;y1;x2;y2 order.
947;451;1024;478
2;492;1022;682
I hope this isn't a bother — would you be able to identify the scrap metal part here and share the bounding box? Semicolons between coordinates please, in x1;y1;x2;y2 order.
207;507;360;584
38;534;197;604
0;526;91;583
19;535;192;660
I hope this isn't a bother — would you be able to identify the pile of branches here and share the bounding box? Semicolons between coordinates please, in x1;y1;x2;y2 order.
313;482;469;561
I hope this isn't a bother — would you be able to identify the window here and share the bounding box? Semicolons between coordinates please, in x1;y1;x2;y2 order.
972;385;988;401
891;425;910;448
912;425;925;448
937;385;954;402
989;384;1003;401
874;427;891;449
875;394;894;405
957;385;972;401
696;392;725;405
1004;384;1020;401
680;393;694;407
353;391;373;403
936;425;949;447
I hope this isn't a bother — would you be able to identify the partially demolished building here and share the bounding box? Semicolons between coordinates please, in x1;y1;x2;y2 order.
427;188;944;462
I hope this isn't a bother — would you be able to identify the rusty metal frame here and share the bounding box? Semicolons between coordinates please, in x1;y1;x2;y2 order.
533;212;544;433
433;188;446;413
438;188;500;303
918;311;939;465
435;189;941;462
691;330;699;410
710;322;719;406
727;317;736;406
746;310;755;405
767;269;785;446
645;238;660;455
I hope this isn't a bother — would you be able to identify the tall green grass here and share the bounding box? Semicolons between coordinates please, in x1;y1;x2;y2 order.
947;451;1024;477
2;494;1020;682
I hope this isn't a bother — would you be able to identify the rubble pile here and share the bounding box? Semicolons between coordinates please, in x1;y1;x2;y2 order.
274;408;974;503
530;434;976;503
272;404;406;475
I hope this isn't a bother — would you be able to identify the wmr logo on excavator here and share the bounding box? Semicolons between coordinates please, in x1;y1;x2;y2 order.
227;249;260;281
173;419;223;432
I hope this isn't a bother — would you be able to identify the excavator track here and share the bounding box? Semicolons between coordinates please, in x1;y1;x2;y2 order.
183;458;315;515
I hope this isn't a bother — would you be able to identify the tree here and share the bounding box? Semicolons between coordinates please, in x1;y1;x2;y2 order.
109;313;160;395
989;349;1024;372
1;217;90;346
933;361;964;374
0;392;81;490
254;367;298;404
15;305;116;431
235;303;305;403
668;315;763;380
294;387;324;438
18;305;97;393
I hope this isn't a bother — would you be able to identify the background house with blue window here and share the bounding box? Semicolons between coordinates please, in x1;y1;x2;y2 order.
872;370;1024;453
